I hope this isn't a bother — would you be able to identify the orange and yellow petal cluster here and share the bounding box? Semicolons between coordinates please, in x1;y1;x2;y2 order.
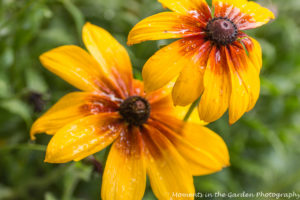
31;23;229;200
128;0;275;124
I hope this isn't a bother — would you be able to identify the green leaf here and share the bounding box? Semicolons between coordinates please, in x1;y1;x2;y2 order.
0;98;32;125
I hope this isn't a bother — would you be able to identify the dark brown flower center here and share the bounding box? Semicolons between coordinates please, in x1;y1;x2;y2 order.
119;96;150;126
206;17;238;45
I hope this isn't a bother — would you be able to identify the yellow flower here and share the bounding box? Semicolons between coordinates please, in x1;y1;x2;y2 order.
31;23;229;200
128;0;275;124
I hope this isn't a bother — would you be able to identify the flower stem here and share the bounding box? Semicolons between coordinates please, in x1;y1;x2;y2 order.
0;144;46;152
184;97;200;121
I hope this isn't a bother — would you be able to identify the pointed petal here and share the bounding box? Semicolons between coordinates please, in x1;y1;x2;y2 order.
213;0;275;30
142;37;210;93
102;127;146;200
40;45;108;92
45;113;121;163
82;23;133;97
141;124;195;200
198;46;231;123
172;41;211;106
30;92;118;139
158;0;211;22
149;117;229;175
226;42;260;124
128;12;205;45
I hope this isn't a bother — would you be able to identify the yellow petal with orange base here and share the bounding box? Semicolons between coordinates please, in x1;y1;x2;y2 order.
172;40;211;106
127;12;204;45
142;124;195;200
82;23;133;95
198;47;231;123
142;37;210;93
226;50;249;125
213;0;275;30
45;113;121;163
241;36;262;71
40;45;104;92
30;92;118;139
227;43;260;124
102;127;146;200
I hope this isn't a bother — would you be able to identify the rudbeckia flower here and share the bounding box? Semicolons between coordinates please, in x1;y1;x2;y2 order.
128;0;275;124
31;23;229;200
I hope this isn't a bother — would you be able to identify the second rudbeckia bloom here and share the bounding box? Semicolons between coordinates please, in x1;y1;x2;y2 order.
128;0;275;124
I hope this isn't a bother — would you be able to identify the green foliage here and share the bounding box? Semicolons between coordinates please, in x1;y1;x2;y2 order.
0;0;299;199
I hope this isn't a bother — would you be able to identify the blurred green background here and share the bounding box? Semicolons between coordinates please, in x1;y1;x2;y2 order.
0;0;299;199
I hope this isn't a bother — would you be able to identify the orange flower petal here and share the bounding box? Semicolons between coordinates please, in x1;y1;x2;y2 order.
158;0;211;22
127;12;205;45
40;45;107;92
241;36;262;71
142;124;195;200
30;92;118;139
45;113;121;163
148;94;173;117
146;80;175;105
149;117;229;175
150;93;206;124
172;41;211;106
142;37;209;93
226;42;260;124
102;127;146;200
82;22;133;97
131;79;145;97
198;46;231;123
213;0;275;30
147;81;206;124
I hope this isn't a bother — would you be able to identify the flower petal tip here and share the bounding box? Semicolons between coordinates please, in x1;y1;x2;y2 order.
44;153;63;164
44;156;52;163
30;133;36;141
126;34;134;46
126;40;134;46
226;161;231;167
83;21;93;30
30;124;38;140
39;52;48;63
172;94;192;107
229;116;240;125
